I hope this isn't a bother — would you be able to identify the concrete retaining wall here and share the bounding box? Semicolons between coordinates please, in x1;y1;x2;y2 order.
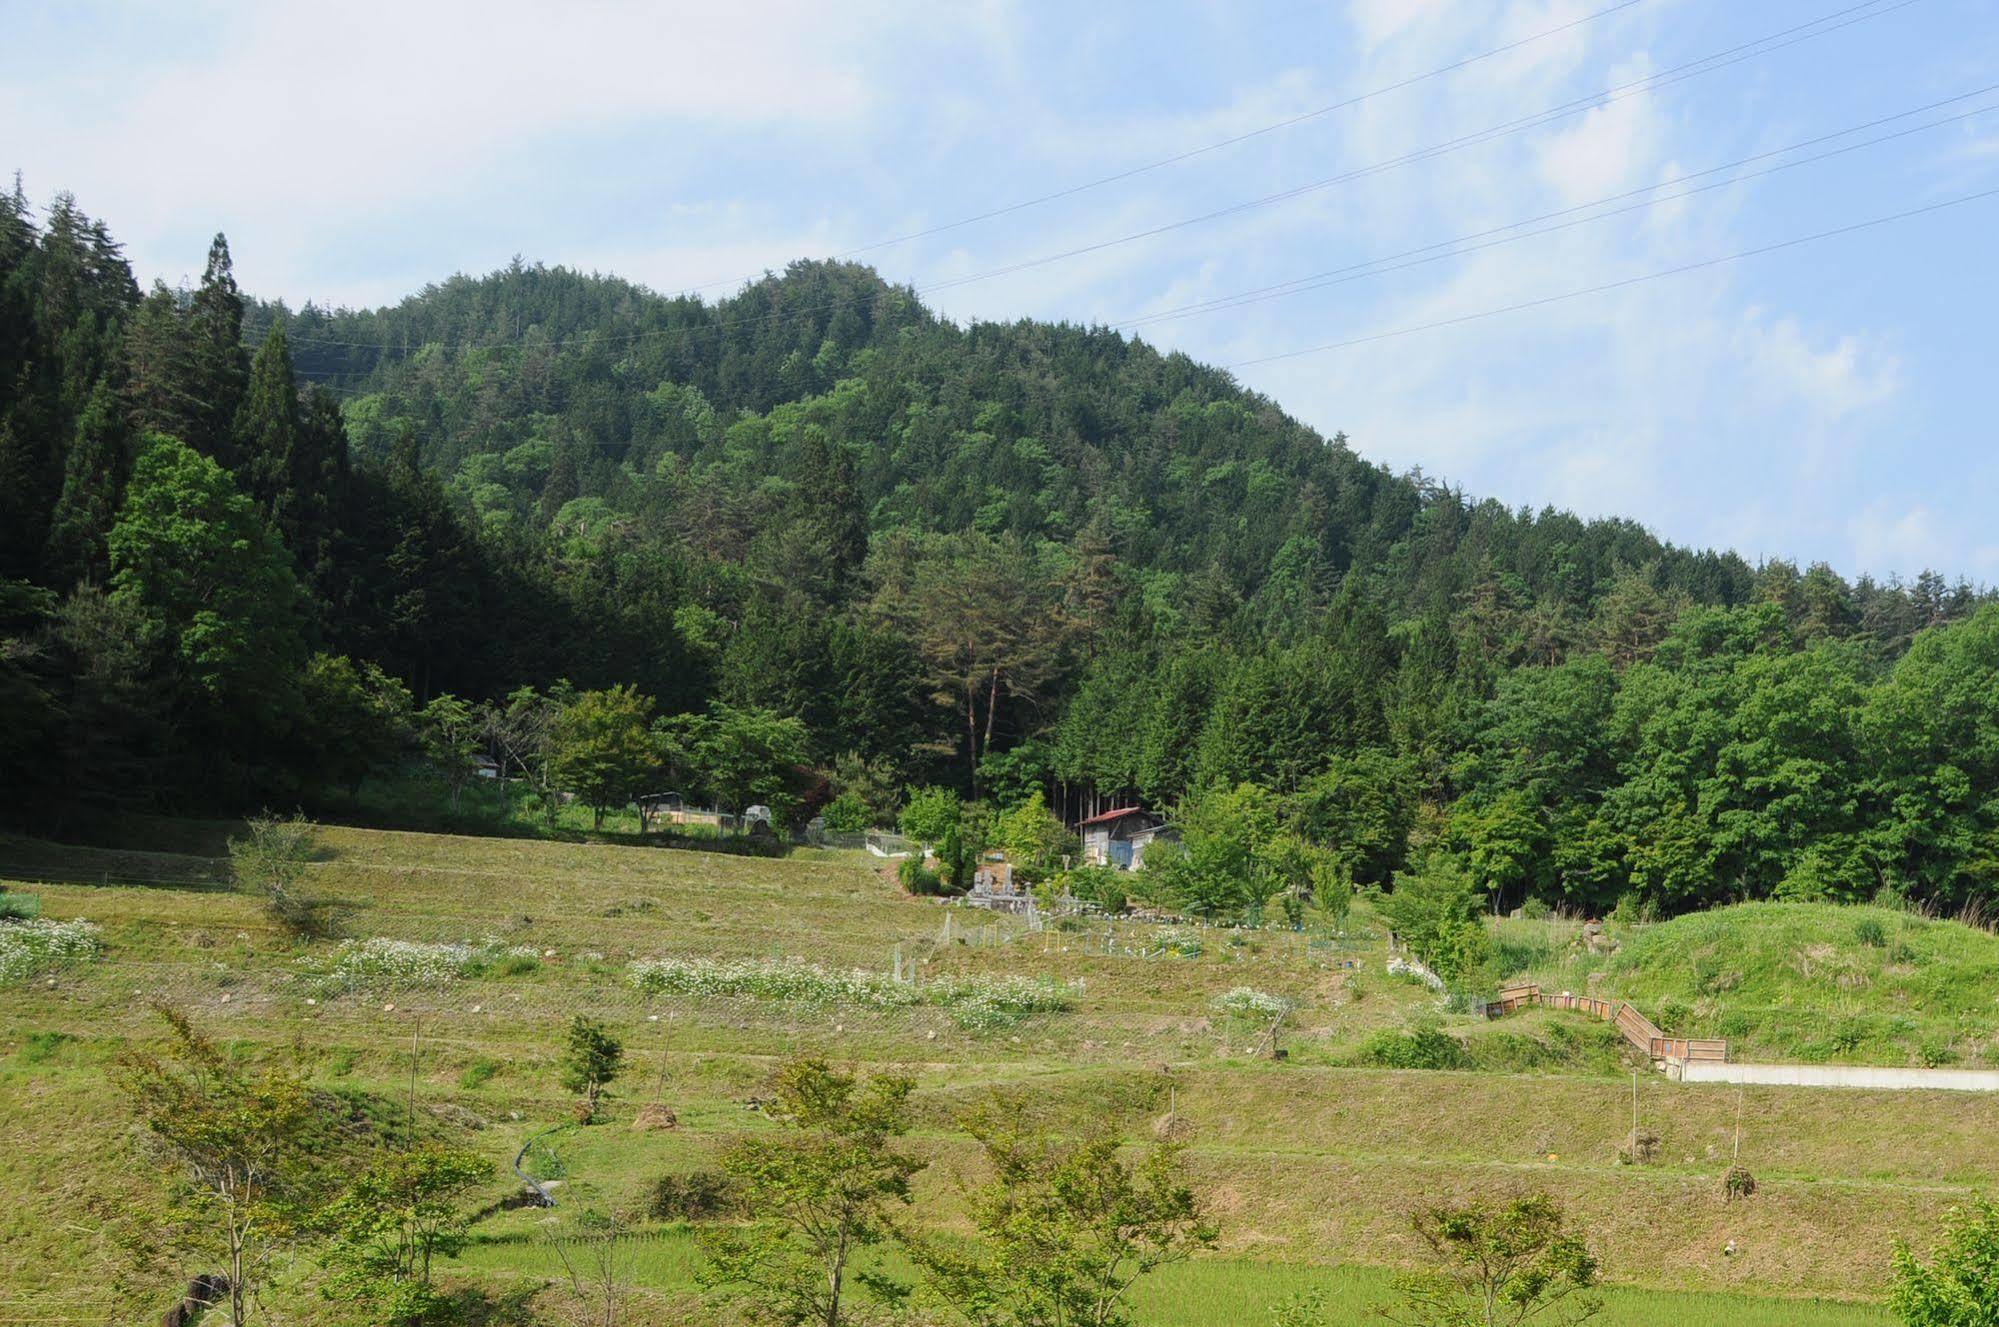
1676;1061;1999;1092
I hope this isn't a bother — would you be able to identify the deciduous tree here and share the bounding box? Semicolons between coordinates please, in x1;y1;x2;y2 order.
700;1057;923;1327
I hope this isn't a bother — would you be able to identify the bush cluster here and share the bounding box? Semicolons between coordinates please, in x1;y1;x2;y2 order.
643;1170;737;1222
1352;1026;1472;1071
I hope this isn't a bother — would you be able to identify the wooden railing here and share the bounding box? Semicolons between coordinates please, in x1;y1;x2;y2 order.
1485;983;1727;1064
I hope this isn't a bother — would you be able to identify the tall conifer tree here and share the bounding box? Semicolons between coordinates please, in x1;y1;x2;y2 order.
233;324;301;528
184;233;248;465
45;378;132;586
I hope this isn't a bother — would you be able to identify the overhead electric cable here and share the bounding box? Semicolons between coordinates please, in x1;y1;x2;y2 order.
916;0;1925;296
1112;87;1999;331
268;0;1924;362
1223;184;1999;370
667;0;1652;291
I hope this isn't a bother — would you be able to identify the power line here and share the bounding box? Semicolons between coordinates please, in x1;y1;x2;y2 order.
668;0;1653;292
1111;86;1999;332
271;0;1920;365
1222;184;1999;370
915;0;1926;297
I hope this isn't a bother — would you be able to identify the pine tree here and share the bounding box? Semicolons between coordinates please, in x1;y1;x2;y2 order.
289;386;349;590
233;325;301;527
45;378;131;586
0;175;38;392
0;400;53;580
539;435;580;523
184;233;248;465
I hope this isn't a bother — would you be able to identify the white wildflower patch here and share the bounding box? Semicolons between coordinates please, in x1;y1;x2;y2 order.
316;938;480;993
626;956;1073;1032
628;956;919;1008
0;917;102;982
929;973;1074;1031
1212;986;1293;1020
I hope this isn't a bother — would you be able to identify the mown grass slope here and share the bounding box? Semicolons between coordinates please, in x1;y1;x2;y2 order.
0;824;1985;1323
1512;902;1999;1066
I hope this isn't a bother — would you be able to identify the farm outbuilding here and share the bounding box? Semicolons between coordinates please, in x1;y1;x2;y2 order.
1079;807;1176;870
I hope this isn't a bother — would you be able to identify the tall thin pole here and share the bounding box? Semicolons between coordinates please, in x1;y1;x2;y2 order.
406;1015;422;1146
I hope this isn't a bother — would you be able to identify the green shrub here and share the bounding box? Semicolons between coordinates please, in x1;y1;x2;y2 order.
899;786;963;845
459;1057;502;1089
643;1170;736;1222
1920;1037;1960;1068
1827;1015;1869;1055
1374;858;1491;990
19;1030;74;1064
820;790;872;833
1519;897;1552;921
231;813;340;939
1609;892;1655;926
1353;1026;1471;1071
1854;916;1888;948
898;855;945;896
0;891;39;921
1063;865;1128;914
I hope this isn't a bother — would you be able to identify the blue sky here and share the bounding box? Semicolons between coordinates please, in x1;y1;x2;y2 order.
5;0;1997;581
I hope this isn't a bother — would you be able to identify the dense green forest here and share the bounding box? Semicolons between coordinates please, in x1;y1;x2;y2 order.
4;181;1997;917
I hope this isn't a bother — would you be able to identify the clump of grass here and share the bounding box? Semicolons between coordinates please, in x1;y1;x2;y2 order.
0;917;101;983
482;949;542;978
18;1030;74;1064
459;1057;502;1089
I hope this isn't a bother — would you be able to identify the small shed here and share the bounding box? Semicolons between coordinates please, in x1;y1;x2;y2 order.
634;791;683;833
1079;807;1173;870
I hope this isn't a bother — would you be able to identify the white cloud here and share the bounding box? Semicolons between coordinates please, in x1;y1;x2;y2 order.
1732;312;1900;419
1848;503;1954;580
10;0;935;299
1533;63;1657;204
1347;0;1469;52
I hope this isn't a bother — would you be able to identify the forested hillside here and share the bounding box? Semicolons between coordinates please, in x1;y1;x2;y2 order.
4;182;1996;917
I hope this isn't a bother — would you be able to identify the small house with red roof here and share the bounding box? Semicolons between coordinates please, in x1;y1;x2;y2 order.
1079;806;1176;870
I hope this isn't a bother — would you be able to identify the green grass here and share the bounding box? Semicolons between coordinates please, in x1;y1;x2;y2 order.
454;1231;1891;1326
0;821;1983;1321
1509;901;1999;1065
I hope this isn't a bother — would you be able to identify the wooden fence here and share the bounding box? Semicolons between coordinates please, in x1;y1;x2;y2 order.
1486;983;1727;1064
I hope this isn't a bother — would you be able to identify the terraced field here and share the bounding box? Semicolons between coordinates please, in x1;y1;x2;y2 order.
0;821;1979;1324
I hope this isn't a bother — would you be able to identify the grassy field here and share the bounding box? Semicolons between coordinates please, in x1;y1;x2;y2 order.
0;820;1982;1323
1506;902;1999;1066
451;1235;1895;1326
